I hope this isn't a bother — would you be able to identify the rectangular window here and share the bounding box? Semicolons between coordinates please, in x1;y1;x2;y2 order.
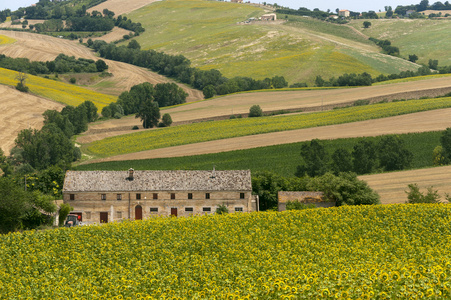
171;193;176;199
136;193;141;200
240;193;245;199
185;207;193;212
117;194;122;201
205;193;210;199
101;194;106;200
203;207;211;212
69;194;75;200
153;193;158;200
235;207;243;212
116;211;122;219
188;193;193;199
150;207;158;212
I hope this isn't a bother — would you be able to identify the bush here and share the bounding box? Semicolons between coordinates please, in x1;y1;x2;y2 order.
405;183;441;204
249;105;263;117
132;125;139;130
215;204;229;214
69;77;76;84
58;203;73;226
161;113;173;127
15;82;29;92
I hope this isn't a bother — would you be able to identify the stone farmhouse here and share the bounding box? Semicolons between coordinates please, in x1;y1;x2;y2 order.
261;13;277;21
338;9;350;17
63;169;258;223
278;191;335;211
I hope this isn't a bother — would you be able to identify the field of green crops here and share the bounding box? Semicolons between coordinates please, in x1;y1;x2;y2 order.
2;204;451;298
85;97;451;158
126;0;417;84
0;68;116;109
76;131;442;176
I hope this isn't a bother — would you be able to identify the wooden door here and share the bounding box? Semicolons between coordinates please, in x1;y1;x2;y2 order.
100;212;108;223
171;207;177;217
135;205;143;220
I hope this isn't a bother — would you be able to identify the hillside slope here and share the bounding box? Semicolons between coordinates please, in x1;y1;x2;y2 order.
125;0;418;84
0;31;203;100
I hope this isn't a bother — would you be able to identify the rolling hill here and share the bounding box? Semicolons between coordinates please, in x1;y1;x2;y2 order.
123;0;419;84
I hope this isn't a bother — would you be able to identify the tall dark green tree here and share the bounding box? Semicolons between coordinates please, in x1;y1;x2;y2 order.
352;140;377;174
440;127;451;161
378;135;413;171
295;139;329;177
330;148;353;174
136;100;160;128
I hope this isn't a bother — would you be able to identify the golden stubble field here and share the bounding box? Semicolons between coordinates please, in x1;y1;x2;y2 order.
0;30;203;100
87;0;161;15
0;85;65;155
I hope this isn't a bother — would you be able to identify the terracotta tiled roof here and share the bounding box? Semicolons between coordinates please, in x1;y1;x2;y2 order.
63;170;252;192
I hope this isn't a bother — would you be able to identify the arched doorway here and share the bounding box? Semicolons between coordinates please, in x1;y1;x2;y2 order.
135;205;142;220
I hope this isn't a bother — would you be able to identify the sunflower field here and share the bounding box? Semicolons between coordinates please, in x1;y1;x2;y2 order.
1;204;451;299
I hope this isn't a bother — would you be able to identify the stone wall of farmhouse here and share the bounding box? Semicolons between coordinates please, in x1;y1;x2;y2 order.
64;190;257;223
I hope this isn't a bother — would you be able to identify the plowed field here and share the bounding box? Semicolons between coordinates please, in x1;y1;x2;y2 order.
0;85;65;155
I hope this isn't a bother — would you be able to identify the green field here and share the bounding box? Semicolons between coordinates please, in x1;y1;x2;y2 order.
2;204;451;298
84;97;451;158
77;131;442;176
350;18;451;66
126;0;418;84
0;68;116;108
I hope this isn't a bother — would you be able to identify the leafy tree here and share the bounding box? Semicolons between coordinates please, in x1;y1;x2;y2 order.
363;21;372;28
428;59;439;70
405;183;440;203
15;71;29;92
127;39;141;50
352;140;377;174
315;75;325;87
249;105;263;117
161;113;173;127
386;6;393;17
215;204;229;214
408;54;418;63
136;100;160;128
271;76;288;89
0;178;32;233
377;135;413;171
433;145;448;166
43;109;74;138
79;100;98;123
154;83;187;107
203;85;216;98
440;127;451;161
307;172;380;206
95;59;108;72
330;148;353;174
295;139;329;177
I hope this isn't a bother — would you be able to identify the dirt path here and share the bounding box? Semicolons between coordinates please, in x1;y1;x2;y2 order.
0;85;65;155
0;30;203;101
81;108;451;163
87;0;161;15
360;165;451;204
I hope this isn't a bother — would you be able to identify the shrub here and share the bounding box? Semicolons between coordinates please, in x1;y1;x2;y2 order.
215;204;229;214
70;78;76;84
15;82;29;92
248;105;263;117
132;125;139;130
161;113;173;127
406;184;441;204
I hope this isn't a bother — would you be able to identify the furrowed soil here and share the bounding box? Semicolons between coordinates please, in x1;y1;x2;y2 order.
0;85;65;155
0;30;203;100
359;165;451;205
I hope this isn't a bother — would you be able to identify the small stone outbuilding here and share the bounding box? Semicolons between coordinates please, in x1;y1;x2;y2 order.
63;169;258;223
278;191;335;211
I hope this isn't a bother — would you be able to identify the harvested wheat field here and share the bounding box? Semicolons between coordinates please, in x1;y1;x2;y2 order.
0;30;203;100
90;27;130;43
87;0;161;15
80;108;451;162
0;85;65;155
359;165;451;204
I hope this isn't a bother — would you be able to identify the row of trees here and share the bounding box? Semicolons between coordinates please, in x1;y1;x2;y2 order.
14;0;107;20
369;37;400;56
0;53;108;75
296;137;413;178
89;40;288;97
395;0;451;15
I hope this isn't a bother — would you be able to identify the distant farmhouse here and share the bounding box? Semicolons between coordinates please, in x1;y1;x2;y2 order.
278;191;335;211
261;13;277;21
406;10;416;16
63;169;258;223
338;9;350;17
